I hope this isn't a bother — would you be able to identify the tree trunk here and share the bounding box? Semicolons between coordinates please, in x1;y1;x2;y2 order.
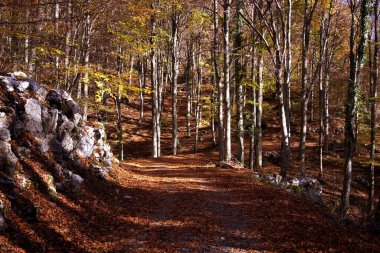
341;0;372;218
255;52;264;170
234;0;244;165
299;0;318;175
249;48;256;170
213;0;225;162
151;2;160;158
369;0;378;222
223;0;232;162
171;9;180;155
82;12;91;122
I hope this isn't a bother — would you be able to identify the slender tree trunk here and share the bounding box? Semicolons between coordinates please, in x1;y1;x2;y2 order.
171;9;180;155
151;2;160;158
211;75;217;146
318;13;326;177
255;52;264;170
82;12;92;122
195;56;202;152
213;0;225;162
138;57;146;123
284;0;292;138
299;0;318;175
341;0;372;218
186;44;192;137
249;48;256;170
116;46;124;161
223;0;232;162
369;0;379;222
235;0;244;165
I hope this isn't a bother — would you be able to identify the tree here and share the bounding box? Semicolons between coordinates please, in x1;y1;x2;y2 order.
299;0;318;175
223;0;232;163
341;0;372;219
234;0;244;165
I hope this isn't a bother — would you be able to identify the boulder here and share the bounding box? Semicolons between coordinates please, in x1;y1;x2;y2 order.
24;98;43;134
298;177;323;196
13;71;28;80
61;132;74;153
0;107;15;129
44;109;59;134
0;76;17;92
73;113;82;127
62;99;80;119
63;169;84;192
0;213;7;232
46;90;62;110
75;126;95;158
14;81;30;93
0;128;10;142
0;141;18;169
263;174;283;185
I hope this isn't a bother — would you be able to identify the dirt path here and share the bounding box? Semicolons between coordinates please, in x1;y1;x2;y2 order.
3;152;380;252
78;152;378;252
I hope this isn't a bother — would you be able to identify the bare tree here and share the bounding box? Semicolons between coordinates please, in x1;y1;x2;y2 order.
341;0;372;219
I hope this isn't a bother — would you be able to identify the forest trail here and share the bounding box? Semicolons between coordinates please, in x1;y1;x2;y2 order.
2;150;380;252
62;152;377;253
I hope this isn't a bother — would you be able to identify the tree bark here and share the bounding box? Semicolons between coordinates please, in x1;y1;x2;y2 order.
341;0;372;219
213;0;225;162
369;0;379;222
234;0;244;165
255;52;264;170
223;0;232;162
171;8;180;155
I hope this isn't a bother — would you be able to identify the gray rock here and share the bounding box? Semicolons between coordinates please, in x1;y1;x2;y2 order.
58;117;74;139
289;178;300;187
0;213;7;232
39;138;50;153
0;128;11;142
92;165;108;179
24;98;43;133
46;109;59;134
16;147;31;158
61;132;74;153
63;170;84;192
264;151;280;159
298;177;323;195
263;174;283;185
0;76;16;92
15;81;30;93
13;71;28;80
73;113;82;127
0;107;15;129
45;174;57;197
75;126;95;158
0;141;18;169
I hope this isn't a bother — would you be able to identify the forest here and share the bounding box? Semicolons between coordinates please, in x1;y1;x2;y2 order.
0;0;380;252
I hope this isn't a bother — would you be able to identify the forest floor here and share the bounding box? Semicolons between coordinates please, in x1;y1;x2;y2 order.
1;89;380;252
1;152;380;252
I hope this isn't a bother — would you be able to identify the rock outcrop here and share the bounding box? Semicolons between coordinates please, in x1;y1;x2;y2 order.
0;71;117;229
